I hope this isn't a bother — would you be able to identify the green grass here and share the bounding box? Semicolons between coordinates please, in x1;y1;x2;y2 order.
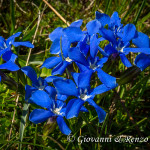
0;0;150;149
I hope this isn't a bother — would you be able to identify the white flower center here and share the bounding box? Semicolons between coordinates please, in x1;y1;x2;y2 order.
80;94;91;101
65;57;72;62
52;107;62;115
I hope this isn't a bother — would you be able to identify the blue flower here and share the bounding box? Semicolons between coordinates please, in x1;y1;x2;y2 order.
29;89;71;135
53;70;118;123
0;32;34;79
0;32;34;57
21;66;50;102
49;20;84;55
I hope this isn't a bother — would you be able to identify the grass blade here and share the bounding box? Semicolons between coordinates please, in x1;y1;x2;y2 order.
19;103;30;150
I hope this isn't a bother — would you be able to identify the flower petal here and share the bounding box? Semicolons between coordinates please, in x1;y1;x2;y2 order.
63;27;84;43
90;84;113;97
124;48;150;54
41;57;62;69
6;32;21;46
135;53;150;71
90;34;99;58
119;53;132;67
68;47;88;66
65;98;84;119
49;27;63;42
86;20;101;35
99;28;117;45
97;68;118;88
95;11;110;27
53;79;78;96
30;90;53;109
52;61;70;75
45;76;65;83
70;19;83;27
0;61;19;71
86;99;106;123
56;116;71;135
122;24;136;43
13;41;34;48
132;32;149;48
21;66;38;86
104;44;118;56
29;109;53;124
25;84;37;101
78;70;93;89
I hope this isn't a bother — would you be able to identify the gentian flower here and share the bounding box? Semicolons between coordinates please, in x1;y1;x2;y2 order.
41;20;85;75
0;32;34;81
53;70;117;122
29;89;71;135
21;66;49;102
0;32;34;57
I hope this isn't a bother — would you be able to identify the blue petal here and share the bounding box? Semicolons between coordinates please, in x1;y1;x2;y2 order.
122;24;136;43
2;51;17;62
41;57;62;69
56;116;71;135
0;47;10;57
70;19;83;27
78;70;93;89
13;41;34;48
80;106;88;112
110;11;121;28
52;61;70;75
86;20;101;35
95;11;110;27
76;62;89;72
25;84;37;101
135;53;150;71
45;86;57;100
72;70;93;89
65;98;84;119
21;66;38;86
29;109;53;124
30;90;53;109
49;27;63;42
45;76;65;83
124;47;150;54
57;94;68;101
132;32;149;48
104;44;118;56
79;34;90;56
50;39;60;54
119;53;132;67
90;84;113;97
6;32;21;46
56;100;66;109
68;47;88;66
72;72;80;87
63;27;84;43
97;68;118;88
99;28;117;45
0;61;19;71
86;99;106;123
90;34;99;58
97;57;108;68
53;79;78;96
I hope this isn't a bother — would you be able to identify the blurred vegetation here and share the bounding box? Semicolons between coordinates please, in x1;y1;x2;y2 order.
0;0;150;150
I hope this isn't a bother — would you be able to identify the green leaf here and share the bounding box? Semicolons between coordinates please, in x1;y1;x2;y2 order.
10;0;15;35
19;103;30;150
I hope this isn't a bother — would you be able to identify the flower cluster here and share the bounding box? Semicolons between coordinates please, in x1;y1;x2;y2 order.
0;32;34;81
22;11;150;135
